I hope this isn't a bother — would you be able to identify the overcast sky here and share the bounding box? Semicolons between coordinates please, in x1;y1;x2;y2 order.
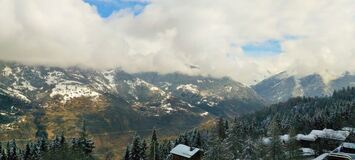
0;0;354;84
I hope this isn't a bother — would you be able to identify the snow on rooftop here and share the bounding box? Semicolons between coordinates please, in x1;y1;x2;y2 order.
261;134;290;145
310;129;350;141
313;153;329;160
297;128;350;141
300;148;315;156
296;134;317;141
262;137;271;145
280;134;290;142
342;142;355;149
342;127;355;133
170;144;200;158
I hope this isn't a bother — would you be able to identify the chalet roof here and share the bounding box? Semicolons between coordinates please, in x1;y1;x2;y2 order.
299;147;315;156
310;129;350;141
297;128;350;142
342;142;355;149
296;134;317;141
170;144;200;158
342;127;355;133
262;134;290;145
313;153;329;160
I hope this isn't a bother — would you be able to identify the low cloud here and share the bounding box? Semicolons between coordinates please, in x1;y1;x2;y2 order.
0;0;354;84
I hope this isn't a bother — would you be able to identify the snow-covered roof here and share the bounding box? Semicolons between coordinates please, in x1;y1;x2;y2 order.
342;142;355;149
262;135;289;145
310;129;350;141
342;127;355;133
296;134;317;141
280;134;290;142
262;137;271;145
313;153;329;160
327;153;353;160
300;147;315;156
297;129;350;142
170;144;200;158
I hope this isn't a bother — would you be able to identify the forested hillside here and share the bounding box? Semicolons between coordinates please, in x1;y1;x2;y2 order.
123;87;355;160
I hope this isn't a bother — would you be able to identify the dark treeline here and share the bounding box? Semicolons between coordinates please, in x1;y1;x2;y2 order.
0;123;95;160
124;87;355;160
124;128;207;160
247;86;355;134
124;117;303;160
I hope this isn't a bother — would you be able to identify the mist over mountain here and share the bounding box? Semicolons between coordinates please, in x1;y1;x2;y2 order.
253;71;355;103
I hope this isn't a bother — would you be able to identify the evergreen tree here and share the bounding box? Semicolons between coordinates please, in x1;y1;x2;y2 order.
78;121;95;155
224;119;244;158
217;117;226;140
124;146;130;160
149;129;159;160
286;127;301;160
140;140;147;160
130;134;143;160
203;137;232;160
23;143;33;160
267;118;285;160
194;131;202;148
7;140;18;160
224;120;229;131
239;138;258;160
255;138;269;159
158;140;171;160
38;138;48;153
0;142;5;160
70;121;95;160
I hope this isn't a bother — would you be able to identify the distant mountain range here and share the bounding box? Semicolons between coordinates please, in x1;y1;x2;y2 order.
252;71;355;103
0;61;354;156
0;61;264;141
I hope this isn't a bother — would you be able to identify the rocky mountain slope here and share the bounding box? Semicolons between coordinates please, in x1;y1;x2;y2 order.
0;61;264;142
253;71;355;103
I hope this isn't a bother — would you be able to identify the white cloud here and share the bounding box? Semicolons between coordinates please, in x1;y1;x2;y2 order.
0;0;354;84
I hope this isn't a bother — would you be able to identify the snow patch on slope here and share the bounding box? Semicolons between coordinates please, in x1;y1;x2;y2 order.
2;66;13;76
46;71;65;85
50;81;100;103
1;88;31;103
177;84;199;94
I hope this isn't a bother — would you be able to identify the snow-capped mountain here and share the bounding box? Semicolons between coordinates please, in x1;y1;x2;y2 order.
253;71;355;103
0;61;264;136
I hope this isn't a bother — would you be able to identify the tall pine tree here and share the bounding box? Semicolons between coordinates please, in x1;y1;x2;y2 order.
149;129;159;160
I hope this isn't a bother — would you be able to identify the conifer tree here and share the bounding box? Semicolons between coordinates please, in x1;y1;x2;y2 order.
286;126;301;160
78;121;95;155
224;120;229;131
140;139;147;160
225;119;244;158
23;143;33;160
130;134;143;160
124;146;130;160
7;140;18;160
0;142;5;160
194;131;202;147
217;117;226;140
239;138;258;160
149;129;159;160
203;137;232;160
268;118;285;160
